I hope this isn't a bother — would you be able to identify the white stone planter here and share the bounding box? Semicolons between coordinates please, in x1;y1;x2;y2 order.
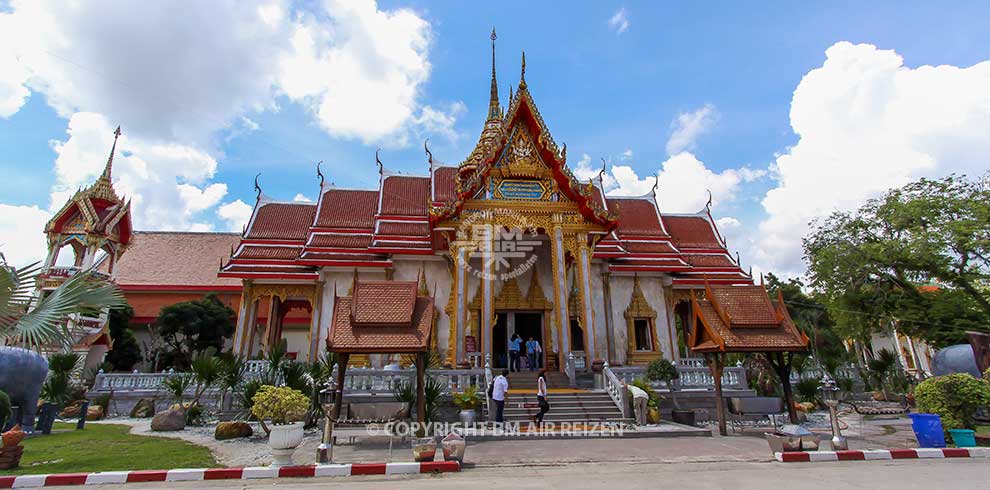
268;422;304;467
458;409;476;426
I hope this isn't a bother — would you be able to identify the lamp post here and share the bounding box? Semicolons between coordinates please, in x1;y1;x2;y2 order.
317;364;339;464
819;373;847;450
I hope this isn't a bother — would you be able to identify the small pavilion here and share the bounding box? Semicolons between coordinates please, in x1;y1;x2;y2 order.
325;281;435;432
687;280;809;435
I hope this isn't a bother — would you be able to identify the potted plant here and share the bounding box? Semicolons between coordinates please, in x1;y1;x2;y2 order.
251;385;310;467
647;359;695;426
451;385;482;426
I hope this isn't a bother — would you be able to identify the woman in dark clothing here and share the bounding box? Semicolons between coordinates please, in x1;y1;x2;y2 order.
532;369;550;424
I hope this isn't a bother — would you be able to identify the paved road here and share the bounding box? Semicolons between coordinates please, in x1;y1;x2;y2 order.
74;459;988;490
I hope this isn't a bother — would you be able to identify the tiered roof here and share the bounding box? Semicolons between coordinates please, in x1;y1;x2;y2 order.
688;282;809;353
219;39;750;286
327;281;434;353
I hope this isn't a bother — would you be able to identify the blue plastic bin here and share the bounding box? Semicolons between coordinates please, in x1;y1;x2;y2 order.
949;429;976;448
908;413;946;448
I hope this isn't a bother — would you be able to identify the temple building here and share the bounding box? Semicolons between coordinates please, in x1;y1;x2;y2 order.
219;36;760;372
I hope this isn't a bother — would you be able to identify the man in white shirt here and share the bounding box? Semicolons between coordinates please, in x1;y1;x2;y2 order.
491;369;510;423
625;381;650;425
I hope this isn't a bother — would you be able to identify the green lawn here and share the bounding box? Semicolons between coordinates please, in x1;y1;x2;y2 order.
977;425;990;437
1;423;218;476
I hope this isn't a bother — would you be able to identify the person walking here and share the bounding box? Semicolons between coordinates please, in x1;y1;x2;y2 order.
532;369;551;425
491;369;509;423
508;333;523;372
525;337;541;372
626;381;650;425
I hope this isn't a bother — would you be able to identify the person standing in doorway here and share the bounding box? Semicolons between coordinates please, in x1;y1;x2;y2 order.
625;381;649;425
491;369;509;423
532;369;550;425
509;333;523;372
525;336;541;372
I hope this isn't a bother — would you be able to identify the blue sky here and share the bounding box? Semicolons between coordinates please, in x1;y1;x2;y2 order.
2;1;989;275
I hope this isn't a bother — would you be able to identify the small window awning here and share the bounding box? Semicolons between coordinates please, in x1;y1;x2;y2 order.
688;283;809;353
327;281;434;354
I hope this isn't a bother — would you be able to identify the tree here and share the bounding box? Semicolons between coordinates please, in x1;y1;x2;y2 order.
1;257;126;348
804;174;990;347
154;294;235;370
764;273;851;376
105;303;142;371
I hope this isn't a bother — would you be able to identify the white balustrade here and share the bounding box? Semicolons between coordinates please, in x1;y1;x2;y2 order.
601;362;625;414
609;365;748;391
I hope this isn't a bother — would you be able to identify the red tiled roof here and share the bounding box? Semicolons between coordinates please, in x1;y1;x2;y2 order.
237;245;301;260
377;221;429;236
351;281;418;326
308;233;373;249
381;176;430;216
248;203;316;241
608;199;665;236
220;264;317;276
689;285;808;353
328;289;434;353
683;254;736;268
316;189;378;229
662;215;721;248
106;232;242;287
621;241;677;254
434;167;457;202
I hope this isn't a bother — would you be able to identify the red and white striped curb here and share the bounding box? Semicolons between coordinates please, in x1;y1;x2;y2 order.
0;461;460;487
776;447;990;463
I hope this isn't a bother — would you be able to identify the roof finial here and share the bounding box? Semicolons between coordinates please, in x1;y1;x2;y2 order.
561;142;567;162
375;148;383;175
736;251;741;265
487;27;501;120
316;160;325;187
519;50;527;89
424;138;434;168
652;173;659;196
254;173;262;199
508;84;514;106
598;158;608;184
706;189;713;209
102;126;122;181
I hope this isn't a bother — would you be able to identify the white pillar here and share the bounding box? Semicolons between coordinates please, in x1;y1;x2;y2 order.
552;226;570;358
577;236;597;362
454;247;469;364
481;224;495;360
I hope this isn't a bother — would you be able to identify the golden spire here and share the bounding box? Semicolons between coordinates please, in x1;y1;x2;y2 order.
519;50;527;90
101;126;121;181
86;126;122;202
487;27;501;120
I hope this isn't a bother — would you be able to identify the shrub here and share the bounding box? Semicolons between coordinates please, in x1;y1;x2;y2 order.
0;390;11;429
914;373;990;431
451;386;482;411
645;359;682;409
41;352;81;407
250;386;309;425
795;378;821;405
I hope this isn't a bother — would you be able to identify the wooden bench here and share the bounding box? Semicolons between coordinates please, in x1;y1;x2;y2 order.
331;401;411;457
725;397;785;433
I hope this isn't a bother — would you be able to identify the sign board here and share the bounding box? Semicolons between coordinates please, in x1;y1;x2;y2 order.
465;336;477;354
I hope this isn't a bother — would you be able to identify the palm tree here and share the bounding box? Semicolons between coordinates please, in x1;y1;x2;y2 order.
1;257;126;349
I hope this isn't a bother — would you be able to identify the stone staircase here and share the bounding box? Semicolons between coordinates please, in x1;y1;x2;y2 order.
483;372;630;424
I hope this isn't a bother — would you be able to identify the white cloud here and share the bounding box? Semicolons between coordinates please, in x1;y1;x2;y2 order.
218;199;254;232
756;42;990;275
0;0;460;246
620;148;633;160
666;104;720;155
278;0;459;145
608;8;630;35
293;193;312;202
0;204;51;266
48;113;227;232
607;152;746;213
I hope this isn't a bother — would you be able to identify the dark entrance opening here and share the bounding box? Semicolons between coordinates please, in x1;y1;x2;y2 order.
493;313;508;369
514;312;544;369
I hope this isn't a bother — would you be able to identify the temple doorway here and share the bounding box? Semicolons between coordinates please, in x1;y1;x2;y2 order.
514;312;544;370
492;313;508;369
